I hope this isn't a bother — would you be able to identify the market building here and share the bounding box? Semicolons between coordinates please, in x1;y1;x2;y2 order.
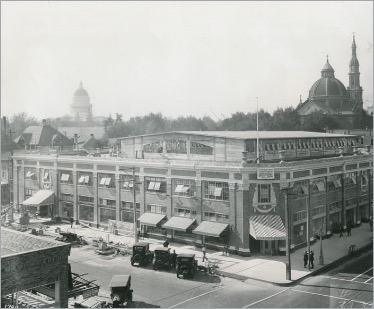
12;131;373;256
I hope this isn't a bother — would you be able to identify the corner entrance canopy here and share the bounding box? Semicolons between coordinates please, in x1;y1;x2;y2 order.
138;212;166;227
22;190;55;206
249;215;286;241
193;221;228;237
162;217;196;231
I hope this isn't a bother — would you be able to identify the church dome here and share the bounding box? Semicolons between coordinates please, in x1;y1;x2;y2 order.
308;58;351;111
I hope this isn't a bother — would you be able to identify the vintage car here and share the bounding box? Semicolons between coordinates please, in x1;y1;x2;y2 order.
176;253;198;279
74;275;133;308
131;242;153;267
152;247;171;271
109;275;133;307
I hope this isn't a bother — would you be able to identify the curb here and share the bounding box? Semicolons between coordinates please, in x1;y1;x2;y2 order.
275;242;373;287
216;242;373;287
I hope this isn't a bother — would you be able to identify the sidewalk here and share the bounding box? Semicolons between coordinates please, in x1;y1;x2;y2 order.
19;216;373;286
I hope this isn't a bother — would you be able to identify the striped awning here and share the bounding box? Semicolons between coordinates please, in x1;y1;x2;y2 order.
162;217;196;231
193;221;228;237
138;212;166;227
249;215;286;240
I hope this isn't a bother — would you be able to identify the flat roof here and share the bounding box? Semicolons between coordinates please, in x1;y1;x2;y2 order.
1;248;17;257
118;131;357;140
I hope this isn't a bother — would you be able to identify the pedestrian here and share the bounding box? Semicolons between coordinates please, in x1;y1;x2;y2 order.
309;251;314;269
163;240;169;247
69;217;74;228
202;245;207;262
369;217;373;232
303;251;308;268
171;250;177;268
339;224;344;237
347;224;352;237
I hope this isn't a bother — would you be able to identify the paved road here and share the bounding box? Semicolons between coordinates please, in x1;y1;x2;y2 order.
69;245;373;308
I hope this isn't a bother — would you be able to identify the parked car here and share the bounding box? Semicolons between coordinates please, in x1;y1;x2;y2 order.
109;275;133;307
131;242;153;267
176;253;198;279
153;247;171;271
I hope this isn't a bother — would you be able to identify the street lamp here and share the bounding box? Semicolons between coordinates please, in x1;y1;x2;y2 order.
281;185;297;281
318;227;324;265
119;167;140;243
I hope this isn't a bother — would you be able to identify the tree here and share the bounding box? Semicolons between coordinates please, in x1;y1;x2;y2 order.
271;107;301;131
9;112;39;138
104;115;115;129
301;111;339;132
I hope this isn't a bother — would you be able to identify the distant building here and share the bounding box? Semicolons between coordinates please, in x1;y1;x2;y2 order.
14;119;74;151
58;126;105;144
297;35;364;126
70;81;92;121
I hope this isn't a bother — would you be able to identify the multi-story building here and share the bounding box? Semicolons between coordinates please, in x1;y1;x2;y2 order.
13;131;372;256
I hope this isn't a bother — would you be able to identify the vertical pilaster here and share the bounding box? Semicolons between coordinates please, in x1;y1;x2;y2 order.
115;174;120;221
325;176;329;233
342;169;346;227
93;171;98;227
73;170;78;222
195;175;203;245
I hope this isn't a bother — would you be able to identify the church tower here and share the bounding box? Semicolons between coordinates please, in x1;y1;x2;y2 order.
347;34;363;112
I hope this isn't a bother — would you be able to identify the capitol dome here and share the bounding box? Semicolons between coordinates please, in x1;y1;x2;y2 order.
70;81;92;121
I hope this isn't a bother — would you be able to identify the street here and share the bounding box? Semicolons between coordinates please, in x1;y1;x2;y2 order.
69;245;373;308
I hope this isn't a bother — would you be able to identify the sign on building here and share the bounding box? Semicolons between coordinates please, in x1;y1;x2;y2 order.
257;168;275;180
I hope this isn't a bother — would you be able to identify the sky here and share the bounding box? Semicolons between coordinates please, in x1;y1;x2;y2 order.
1;1;373;121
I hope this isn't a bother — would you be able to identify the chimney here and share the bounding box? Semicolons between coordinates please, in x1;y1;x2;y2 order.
42;119;47;126
90;134;94;137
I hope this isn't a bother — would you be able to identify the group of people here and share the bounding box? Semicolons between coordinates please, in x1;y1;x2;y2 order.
303;250;315;269
339;224;352;237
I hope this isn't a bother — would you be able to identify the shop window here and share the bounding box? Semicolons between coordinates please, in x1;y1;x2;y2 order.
143;141;163;153
121;201;140;210
60;172;73;183
99;208;116;224
121;210;140;223
145;177;167;194
293;210;307;222
79;204;94;222
174;230;196;238
121;175;140;191
203;181;229;201
147;204;167;214
203;212;229;223
175;208;196;218
78;195;94;206
78;173;92;186
99;174;115;188
99;198;116;207
312;205;326;216
172;179;196;197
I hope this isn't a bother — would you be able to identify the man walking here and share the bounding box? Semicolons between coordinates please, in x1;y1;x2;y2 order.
339;224;344;237
309;251;315;269
202;245;207;262
347;224;352;237
69;216;74;228
303;251;308;268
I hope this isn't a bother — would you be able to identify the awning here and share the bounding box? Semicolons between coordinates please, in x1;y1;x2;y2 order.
193;221;228;237
249;215;286;241
138;212;166;227
22;190;55;206
162;217;196;231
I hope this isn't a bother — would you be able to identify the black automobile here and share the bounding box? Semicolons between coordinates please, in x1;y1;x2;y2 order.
109;275;133;308
131;242;153;267
176;253;198;279
153;247;171;271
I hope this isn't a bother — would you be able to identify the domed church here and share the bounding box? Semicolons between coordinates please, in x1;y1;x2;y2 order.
70;81;93;121
297;35;363;125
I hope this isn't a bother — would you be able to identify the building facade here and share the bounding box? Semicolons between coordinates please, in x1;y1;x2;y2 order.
12;131;372;256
